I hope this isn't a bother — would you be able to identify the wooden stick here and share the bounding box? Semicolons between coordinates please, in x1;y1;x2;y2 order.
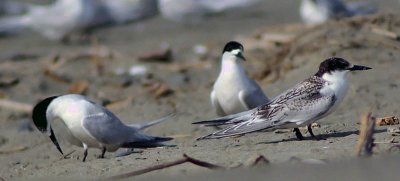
107;154;225;180
0;146;28;154
356;112;376;157
0;99;33;113
370;27;399;40
183;154;226;170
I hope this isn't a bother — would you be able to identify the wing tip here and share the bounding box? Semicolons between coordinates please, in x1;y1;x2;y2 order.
196;133;225;140
121;136;173;148
154;136;173;142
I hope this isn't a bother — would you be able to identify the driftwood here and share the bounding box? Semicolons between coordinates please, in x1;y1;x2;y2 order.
107;154;269;180
68;80;89;94
138;48;172;62
0;146;28;154
370;26;400;40
107;154;225;180
356;112;376;157
0;99;33;113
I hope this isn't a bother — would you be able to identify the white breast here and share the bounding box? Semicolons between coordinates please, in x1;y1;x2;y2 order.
321;70;349;109
214;55;250;114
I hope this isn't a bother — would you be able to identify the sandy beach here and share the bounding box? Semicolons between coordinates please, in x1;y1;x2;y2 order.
1;0;400;180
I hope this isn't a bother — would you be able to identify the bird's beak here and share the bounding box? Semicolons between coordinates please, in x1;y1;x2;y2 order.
49;127;63;155
237;52;246;61
348;65;372;71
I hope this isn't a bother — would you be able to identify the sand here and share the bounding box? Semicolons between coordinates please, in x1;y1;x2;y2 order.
0;0;400;180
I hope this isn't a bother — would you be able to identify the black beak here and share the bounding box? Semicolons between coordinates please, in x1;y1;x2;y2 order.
348;65;372;71
236;52;246;61
49;128;63;155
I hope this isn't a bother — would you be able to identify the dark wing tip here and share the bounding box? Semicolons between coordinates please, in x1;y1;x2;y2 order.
155;136;173;142
192;119;232;126
121;136;173;148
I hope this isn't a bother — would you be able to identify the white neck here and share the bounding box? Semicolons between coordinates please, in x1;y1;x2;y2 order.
321;70;349;102
322;70;349;83
220;52;245;75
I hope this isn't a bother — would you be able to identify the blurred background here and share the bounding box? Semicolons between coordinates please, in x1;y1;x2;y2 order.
1;0;400;180
0;0;398;56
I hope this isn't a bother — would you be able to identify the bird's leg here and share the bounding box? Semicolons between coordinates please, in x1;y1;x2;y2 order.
307;124;316;138
307;124;325;140
82;143;88;162
294;128;304;140
99;147;106;159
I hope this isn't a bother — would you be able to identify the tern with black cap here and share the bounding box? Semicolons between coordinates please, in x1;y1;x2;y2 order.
32;94;173;162
210;41;269;116
195;57;371;140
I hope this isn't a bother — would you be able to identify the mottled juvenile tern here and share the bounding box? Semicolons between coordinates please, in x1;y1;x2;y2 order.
195;57;371;140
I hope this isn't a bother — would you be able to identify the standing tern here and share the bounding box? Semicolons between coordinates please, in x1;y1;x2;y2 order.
195;57;371;140
300;0;377;24
211;41;269;116
158;0;260;24
0;0;106;40
0;0;159;40
32;94;173;162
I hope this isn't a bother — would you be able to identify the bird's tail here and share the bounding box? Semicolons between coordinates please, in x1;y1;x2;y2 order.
0;15;31;36
346;1;377;15
121;135;173;148
128;113;175;130
122;114;174;148
192;110;252;126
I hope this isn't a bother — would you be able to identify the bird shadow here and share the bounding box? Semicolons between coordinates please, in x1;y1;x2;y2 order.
256;129;386;145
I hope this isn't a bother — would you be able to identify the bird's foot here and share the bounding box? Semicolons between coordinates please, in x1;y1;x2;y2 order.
294;128;304;141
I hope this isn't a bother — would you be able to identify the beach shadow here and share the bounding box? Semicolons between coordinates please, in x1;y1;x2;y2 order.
256;129;386;145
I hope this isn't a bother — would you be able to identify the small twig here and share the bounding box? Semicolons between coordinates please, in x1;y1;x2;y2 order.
370;27;400;40
247;155;270;167
183;154;226;170
0;146;28;154
374;138;397;144
107;154;226;180
356;112;376;157
43;68;72;84
59;150;76;160
0;99;33;113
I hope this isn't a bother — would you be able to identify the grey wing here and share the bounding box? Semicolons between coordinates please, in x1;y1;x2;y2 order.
211;90;226;116
238;79;269;109
201;77;335;139
319;0;352;17
82;111;131;145
346;1;376;15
